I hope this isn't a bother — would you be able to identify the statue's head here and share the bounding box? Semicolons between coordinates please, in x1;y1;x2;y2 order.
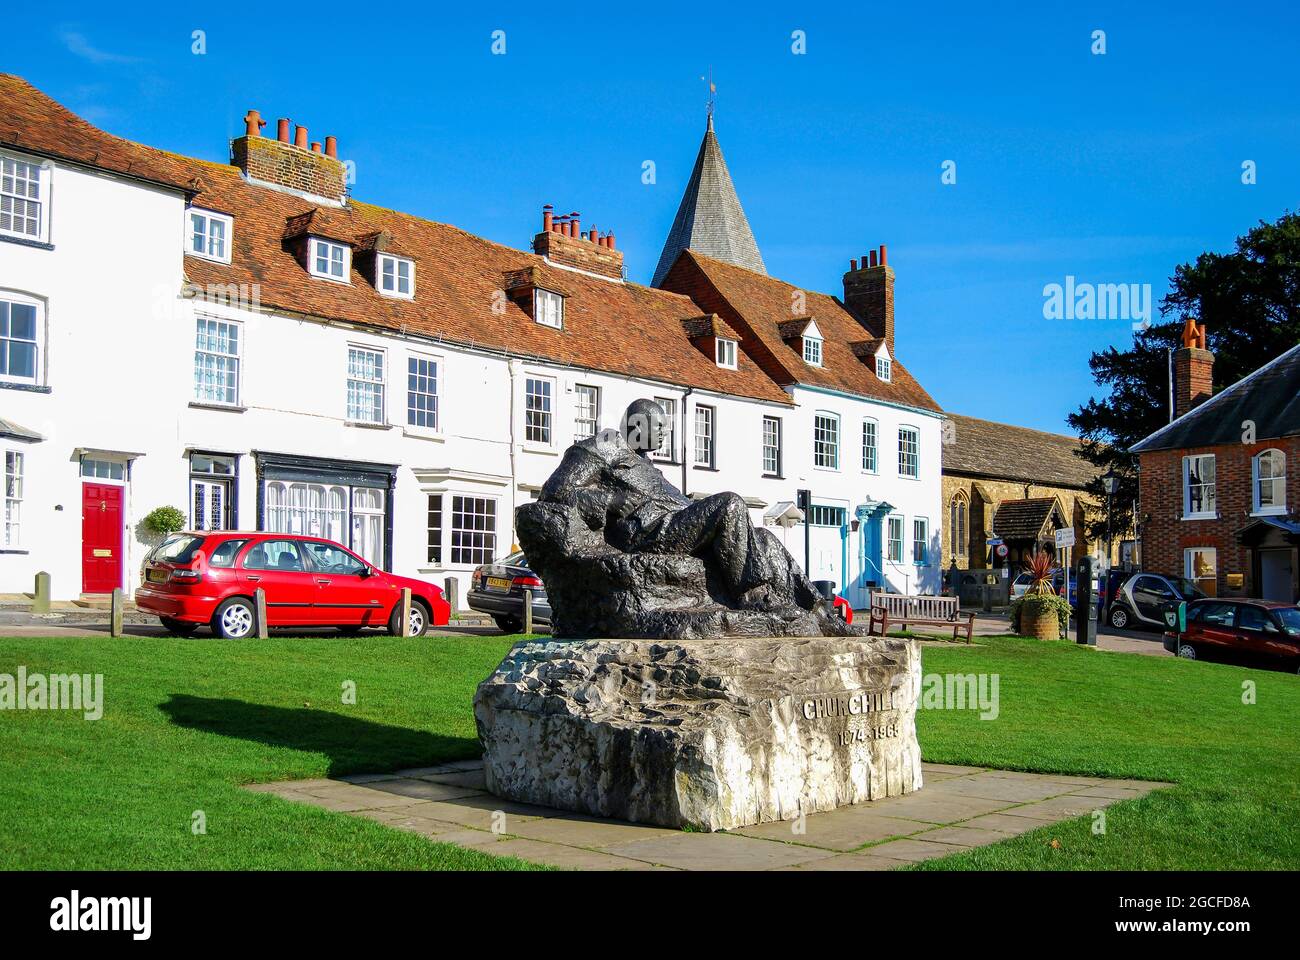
622;399;667;455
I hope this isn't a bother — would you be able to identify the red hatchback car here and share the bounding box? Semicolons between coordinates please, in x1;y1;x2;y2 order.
136;532;450;639
1163;597;1300;673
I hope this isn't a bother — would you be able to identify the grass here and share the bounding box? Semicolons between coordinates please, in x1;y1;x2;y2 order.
911;635;1300;869
1;631;1296;870
0;633;545;870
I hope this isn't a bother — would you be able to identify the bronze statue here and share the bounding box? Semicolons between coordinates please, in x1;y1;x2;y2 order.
516;399;852;639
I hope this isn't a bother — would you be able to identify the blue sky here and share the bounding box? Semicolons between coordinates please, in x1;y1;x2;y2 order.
4;2;1299;432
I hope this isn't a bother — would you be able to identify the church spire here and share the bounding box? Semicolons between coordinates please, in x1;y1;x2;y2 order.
650;112;766;287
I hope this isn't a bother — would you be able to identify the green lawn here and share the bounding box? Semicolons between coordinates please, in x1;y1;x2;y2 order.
912;635;1300;869
0;632;1296;870
0;634;542;870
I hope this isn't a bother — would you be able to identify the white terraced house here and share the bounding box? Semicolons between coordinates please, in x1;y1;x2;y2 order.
0;75;945;609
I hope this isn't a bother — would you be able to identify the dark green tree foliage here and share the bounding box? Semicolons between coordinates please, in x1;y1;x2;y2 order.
1069;212;1300;546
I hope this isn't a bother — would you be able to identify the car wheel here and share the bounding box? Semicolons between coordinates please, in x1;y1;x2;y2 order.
159;616;198;636
389;600;429;637
1109;605;1130;629
212;597;257;640
1177;643;1197;660
494;615;523;634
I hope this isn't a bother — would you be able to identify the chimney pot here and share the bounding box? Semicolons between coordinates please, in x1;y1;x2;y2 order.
850;259;858;271
311;142;322;154
324;135;338;159
607;231;616;250
277;118;291;143
589;228;599;243
869;250;878;268
294;125;308;149
243;110;265;137
542;205;553;232
879;244;888;267
570;213;580;237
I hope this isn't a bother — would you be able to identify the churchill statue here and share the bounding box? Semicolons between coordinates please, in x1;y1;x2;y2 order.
515;399;853;638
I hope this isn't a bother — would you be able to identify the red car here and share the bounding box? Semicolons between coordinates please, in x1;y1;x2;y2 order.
136;532;450;639
1163;597;1300;673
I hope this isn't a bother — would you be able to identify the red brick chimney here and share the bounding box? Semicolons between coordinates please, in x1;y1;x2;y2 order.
842;244;894;352
532;205;624;280
231;109;346;203
1174;318;1214;418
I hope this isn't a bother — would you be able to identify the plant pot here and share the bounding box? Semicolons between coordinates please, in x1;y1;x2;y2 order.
1021;606;1061;640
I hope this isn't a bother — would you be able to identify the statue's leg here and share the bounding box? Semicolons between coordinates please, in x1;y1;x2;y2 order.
648;492;755;596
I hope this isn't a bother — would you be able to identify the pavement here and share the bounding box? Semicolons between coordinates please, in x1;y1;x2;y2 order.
256;760;1171;871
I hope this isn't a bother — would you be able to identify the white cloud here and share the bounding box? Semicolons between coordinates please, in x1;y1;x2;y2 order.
59;30;140;65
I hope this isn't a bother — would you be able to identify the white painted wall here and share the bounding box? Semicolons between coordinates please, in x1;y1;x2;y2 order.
0;150;944;610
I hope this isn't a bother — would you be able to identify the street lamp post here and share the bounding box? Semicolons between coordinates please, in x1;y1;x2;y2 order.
1101;468;1120;565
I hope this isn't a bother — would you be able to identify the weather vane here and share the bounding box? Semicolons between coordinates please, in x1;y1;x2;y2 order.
701;67;716;121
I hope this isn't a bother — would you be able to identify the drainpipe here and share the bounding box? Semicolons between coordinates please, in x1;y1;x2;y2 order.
680;387;693;496
507;359;522;554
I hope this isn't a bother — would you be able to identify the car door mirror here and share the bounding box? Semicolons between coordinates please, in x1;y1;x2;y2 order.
1263;620;1280;634
358;565;372;578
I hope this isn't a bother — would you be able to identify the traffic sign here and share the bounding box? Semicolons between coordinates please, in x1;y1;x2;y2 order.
1054;528;1076;549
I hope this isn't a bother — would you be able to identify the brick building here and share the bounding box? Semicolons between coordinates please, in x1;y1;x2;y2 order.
1131;321;1300;601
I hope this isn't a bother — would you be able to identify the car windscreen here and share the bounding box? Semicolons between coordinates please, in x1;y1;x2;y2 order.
499;551;527;567
1174;578;1207;599
149;535;206;565
1274;608;1300;636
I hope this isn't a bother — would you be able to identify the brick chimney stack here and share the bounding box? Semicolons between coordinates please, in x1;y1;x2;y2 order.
231;108;347;203
842;244;894;353
532;205;624;280
1174;318;1214;419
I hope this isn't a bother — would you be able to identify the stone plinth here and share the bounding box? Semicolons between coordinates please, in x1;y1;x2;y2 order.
473;635;922;832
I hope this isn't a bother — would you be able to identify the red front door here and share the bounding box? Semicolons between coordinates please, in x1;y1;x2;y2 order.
82;482;124;594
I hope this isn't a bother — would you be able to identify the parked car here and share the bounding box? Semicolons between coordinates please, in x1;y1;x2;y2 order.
1011;572;1033;599
467;551;552;633
135;532;450;638
1163;598;1300;672
1096;566;1133;620
1107;572;1206;630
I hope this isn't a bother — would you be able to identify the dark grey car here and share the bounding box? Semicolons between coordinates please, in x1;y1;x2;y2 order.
467;551;552;633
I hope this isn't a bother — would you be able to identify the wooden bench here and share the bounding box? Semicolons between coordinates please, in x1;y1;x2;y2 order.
867;593;974;643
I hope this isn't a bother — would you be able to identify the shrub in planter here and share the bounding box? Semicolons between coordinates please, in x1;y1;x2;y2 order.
1010;592;1072;639
142;506;187;537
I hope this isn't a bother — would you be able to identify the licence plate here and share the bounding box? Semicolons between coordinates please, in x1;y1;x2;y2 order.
146;567;168;584
486;576;511;591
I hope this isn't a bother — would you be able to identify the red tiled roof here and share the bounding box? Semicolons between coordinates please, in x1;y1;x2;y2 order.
661;250;942;413
1;75;793;406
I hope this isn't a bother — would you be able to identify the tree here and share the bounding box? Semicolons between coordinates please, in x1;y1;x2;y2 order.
1069;212;1300;548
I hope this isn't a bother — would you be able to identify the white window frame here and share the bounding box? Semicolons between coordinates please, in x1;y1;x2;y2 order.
310;237;351;282
715;337;738;370
450;494;498;566
887;515;904;564
876;355;892;382
762;415;782;476
861;418;878;473
535;289;564;329
574;383;600;441
378;253;415;299
193;315;242;406
898;425;919;479
524;375;555;446
694;404;716;467
185;208;233;264
1252;448;1286;515
803;336;823;367
814;412;840;470
3;448;23;548
0;291;45;386
652;396;678;462
405;352;440;433
0;153;50;243
913;517;929;565
1182;454;1217;519
346;345;387;424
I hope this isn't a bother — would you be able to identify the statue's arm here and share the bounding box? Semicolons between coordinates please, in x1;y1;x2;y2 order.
541;447;613;529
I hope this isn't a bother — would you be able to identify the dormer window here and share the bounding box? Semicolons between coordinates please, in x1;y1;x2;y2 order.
186;209;232;264
715;337;737;369
876;355;891;382
310;238;350;282
803;336;823;367
378;254;414;299
535;288;564;329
